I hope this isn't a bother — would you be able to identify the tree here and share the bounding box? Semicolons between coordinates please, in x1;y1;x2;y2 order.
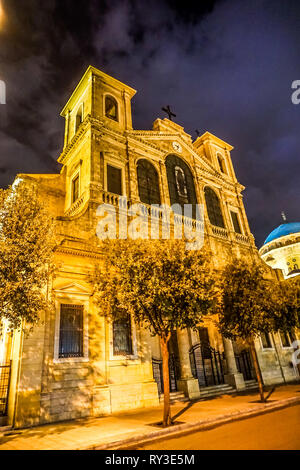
218;257;300;402
272;276;300;333
0;180;54;331
273;276;300;375
217;258;280;402
93;239;218;426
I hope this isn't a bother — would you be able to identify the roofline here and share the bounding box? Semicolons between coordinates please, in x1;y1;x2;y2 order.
260;229;300;251
194;131;234;151
60;65;137;117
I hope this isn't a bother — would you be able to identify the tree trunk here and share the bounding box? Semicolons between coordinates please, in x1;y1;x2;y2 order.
160;335;172;427
271;332;286;384
249;338;265;402
291;330;300;378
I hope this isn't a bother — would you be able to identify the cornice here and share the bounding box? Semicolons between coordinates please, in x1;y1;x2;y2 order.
55;245;103;259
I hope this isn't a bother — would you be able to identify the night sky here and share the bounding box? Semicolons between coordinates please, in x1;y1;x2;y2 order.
0;0;299;247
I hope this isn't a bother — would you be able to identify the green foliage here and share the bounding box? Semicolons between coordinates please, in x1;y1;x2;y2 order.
218;257;300;342
272;276;300;333
0;180;54;330
93;239;218;339
218;258;278;341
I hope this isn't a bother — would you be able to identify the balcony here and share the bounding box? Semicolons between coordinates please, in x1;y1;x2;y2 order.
211;226;229;240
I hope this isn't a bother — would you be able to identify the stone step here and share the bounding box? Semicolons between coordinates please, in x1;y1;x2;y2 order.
0;417;8;427
159;391;188;403
199;384;235;397
244;380;258;390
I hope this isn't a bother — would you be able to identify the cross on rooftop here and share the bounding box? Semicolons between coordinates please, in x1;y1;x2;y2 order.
281;211;287;222
162;105;176;121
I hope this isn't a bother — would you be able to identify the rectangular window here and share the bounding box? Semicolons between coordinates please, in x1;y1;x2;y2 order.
261;332;273;349
230;210;242;234
59;304;83;358
280;331;291;348
72;174;79;203
113;315;132;356
107;165;122;195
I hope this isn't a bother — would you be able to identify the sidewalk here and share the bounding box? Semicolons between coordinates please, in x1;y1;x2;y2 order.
0;384;299;450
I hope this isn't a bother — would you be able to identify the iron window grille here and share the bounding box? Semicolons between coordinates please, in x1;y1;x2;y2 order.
113;315;133;356
59;304;84;358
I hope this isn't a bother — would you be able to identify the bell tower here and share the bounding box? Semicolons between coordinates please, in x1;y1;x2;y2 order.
58;66;136;214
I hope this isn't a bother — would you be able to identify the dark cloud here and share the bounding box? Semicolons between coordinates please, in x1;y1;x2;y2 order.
0;0;299;246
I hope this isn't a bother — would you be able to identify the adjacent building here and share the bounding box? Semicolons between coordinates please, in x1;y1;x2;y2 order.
259;222;300;279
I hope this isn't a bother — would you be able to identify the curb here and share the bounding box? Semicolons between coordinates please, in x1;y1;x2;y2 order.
86;396;300;450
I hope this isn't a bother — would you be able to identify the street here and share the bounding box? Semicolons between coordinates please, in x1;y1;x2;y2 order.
136;404;300;450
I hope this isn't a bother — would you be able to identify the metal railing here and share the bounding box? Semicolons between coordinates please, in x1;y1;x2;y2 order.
152;354;179;395
235;349;254;381
189;343;225;387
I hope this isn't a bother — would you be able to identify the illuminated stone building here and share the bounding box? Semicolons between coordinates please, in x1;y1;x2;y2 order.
1;66;298;428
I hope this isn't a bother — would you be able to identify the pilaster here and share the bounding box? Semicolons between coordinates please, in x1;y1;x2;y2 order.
176;329;200;399
223;337;246;390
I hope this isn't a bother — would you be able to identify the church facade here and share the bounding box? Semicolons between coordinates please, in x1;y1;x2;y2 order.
1;66;299;428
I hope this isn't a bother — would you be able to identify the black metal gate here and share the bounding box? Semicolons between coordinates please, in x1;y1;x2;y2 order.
0;362;11;416
235;349;254;381
189;343;225;387
152;353;179;394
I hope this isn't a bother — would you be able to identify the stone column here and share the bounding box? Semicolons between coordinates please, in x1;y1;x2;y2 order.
223;337;246;390
176;329;200;399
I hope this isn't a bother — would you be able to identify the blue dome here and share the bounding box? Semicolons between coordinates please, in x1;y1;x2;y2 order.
264;222;300;245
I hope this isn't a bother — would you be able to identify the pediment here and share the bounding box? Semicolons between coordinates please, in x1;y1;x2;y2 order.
53;282;91;295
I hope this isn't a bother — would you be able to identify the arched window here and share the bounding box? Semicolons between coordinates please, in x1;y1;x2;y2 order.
75;105;83;133
137;159;161;206
165;154;197;216
204;186;225;228
105;95;118;121
217;155;227;174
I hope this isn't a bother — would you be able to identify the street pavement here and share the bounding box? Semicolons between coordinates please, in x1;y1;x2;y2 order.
135;404;300;450
0;384;299;450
